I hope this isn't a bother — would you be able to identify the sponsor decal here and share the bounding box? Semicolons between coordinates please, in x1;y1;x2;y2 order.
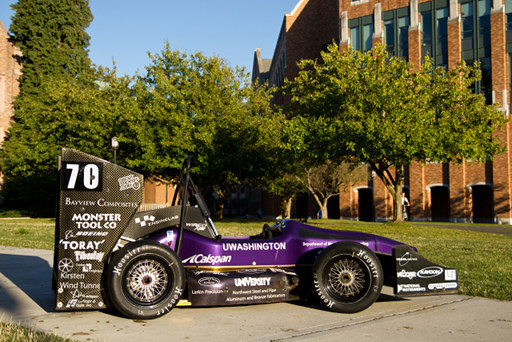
397;284;426;293
72;213;121;229
397;252;418;266
234;277;271;287
417;266;443;279
135;215;177;227
74;251;105;262
64;197;96;207
118;174;141;191
186;222;207;231
198;277;221;286
302;241;333;247
76;263;102;273
182;254;232;265
445;269;457;281
112;247;141;276
222;242;286;252
64;197;138;208
60;273;85;280
60;239;105;250
75;231;109;237
427;282;458;290
135;215;155;227
58;258;74;273
397;269;417;279
58;282;100;291
357;250;379;279
97;198;139;208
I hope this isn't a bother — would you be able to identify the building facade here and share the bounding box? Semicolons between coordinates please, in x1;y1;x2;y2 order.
254;0;512;223
0;20;21;145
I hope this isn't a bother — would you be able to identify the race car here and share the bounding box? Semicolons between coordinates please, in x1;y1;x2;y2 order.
53;149;458;319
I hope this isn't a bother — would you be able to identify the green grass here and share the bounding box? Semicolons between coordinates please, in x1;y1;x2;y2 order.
0;321;74;342
1;218;511;301
0;218;55;249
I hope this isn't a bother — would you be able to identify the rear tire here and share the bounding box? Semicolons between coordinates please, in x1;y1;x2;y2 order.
105;240;185;319
312;242;383;313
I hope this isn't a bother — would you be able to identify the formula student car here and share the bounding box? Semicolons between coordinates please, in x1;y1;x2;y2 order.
53;149;459;319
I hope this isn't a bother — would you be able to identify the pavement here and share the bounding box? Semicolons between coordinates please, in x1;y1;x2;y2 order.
1;245;511;341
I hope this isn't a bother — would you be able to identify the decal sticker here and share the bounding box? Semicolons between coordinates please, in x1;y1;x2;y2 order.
182;254;232;265
222;242;286;251
61;162;103;191
118;174;141;191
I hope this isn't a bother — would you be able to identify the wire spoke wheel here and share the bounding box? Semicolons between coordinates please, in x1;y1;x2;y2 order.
125;259;169;303
327;258;366;298
106;241;185;319
313;242;383;313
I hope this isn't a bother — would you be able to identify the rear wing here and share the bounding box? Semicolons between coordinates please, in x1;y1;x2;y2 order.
53;148;217;311
54;148;144;310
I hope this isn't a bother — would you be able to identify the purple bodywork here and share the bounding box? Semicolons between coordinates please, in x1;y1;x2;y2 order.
150;220;404;269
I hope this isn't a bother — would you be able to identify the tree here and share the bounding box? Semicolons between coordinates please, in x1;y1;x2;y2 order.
299;161;367;219
0;1;108;215
129;44;280;217
263;173;304;219
280;44;507;221
9;0;93;93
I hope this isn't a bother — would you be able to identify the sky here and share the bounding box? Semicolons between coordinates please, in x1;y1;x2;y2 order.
0;0;299;76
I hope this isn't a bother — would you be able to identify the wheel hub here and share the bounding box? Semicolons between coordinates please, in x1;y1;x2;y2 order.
328;258;365;297
126;259;168;303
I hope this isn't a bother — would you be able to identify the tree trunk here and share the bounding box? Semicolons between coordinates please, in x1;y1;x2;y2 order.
370;163;405;222
285;196;293;219
320;201;328;219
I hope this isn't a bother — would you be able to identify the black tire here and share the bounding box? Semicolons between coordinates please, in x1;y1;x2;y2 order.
312;241;383;313
105;240;185;319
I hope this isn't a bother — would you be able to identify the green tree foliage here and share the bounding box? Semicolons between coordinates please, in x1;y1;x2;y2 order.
280;44;507;221
9;0;93;93
0;70;137;215
0;0;103;215
128;44;280;216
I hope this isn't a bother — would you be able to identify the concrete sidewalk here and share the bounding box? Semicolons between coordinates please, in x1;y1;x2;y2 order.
1;245;511;342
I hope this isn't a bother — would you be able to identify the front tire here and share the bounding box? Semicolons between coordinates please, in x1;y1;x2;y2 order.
105;240;185;319
312;242;383;313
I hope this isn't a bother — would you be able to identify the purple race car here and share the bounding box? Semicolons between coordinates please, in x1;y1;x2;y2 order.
53;149;458;319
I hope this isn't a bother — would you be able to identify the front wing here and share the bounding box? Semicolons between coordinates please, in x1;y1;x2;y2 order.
393;245;458;296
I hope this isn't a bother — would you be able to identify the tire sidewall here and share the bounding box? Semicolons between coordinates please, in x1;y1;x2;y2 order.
312;241;383;313
105;240;185;319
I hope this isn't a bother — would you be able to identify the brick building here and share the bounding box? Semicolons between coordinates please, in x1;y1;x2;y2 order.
253;0;512;223
0;20;21;146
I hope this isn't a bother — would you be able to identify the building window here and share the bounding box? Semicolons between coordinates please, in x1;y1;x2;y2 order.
420;0;449;68
460;0;492;103
349;15;373;53
383;7;409;60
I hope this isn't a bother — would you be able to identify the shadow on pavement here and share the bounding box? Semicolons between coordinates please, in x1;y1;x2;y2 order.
0;253;55;315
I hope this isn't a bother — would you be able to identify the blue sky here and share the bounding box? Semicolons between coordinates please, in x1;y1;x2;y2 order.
0;0;299;76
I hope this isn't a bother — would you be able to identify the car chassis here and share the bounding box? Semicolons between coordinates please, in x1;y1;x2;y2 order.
53;149;459;319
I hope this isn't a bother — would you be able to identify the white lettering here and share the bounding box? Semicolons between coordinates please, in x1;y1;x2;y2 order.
222;242;286;252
